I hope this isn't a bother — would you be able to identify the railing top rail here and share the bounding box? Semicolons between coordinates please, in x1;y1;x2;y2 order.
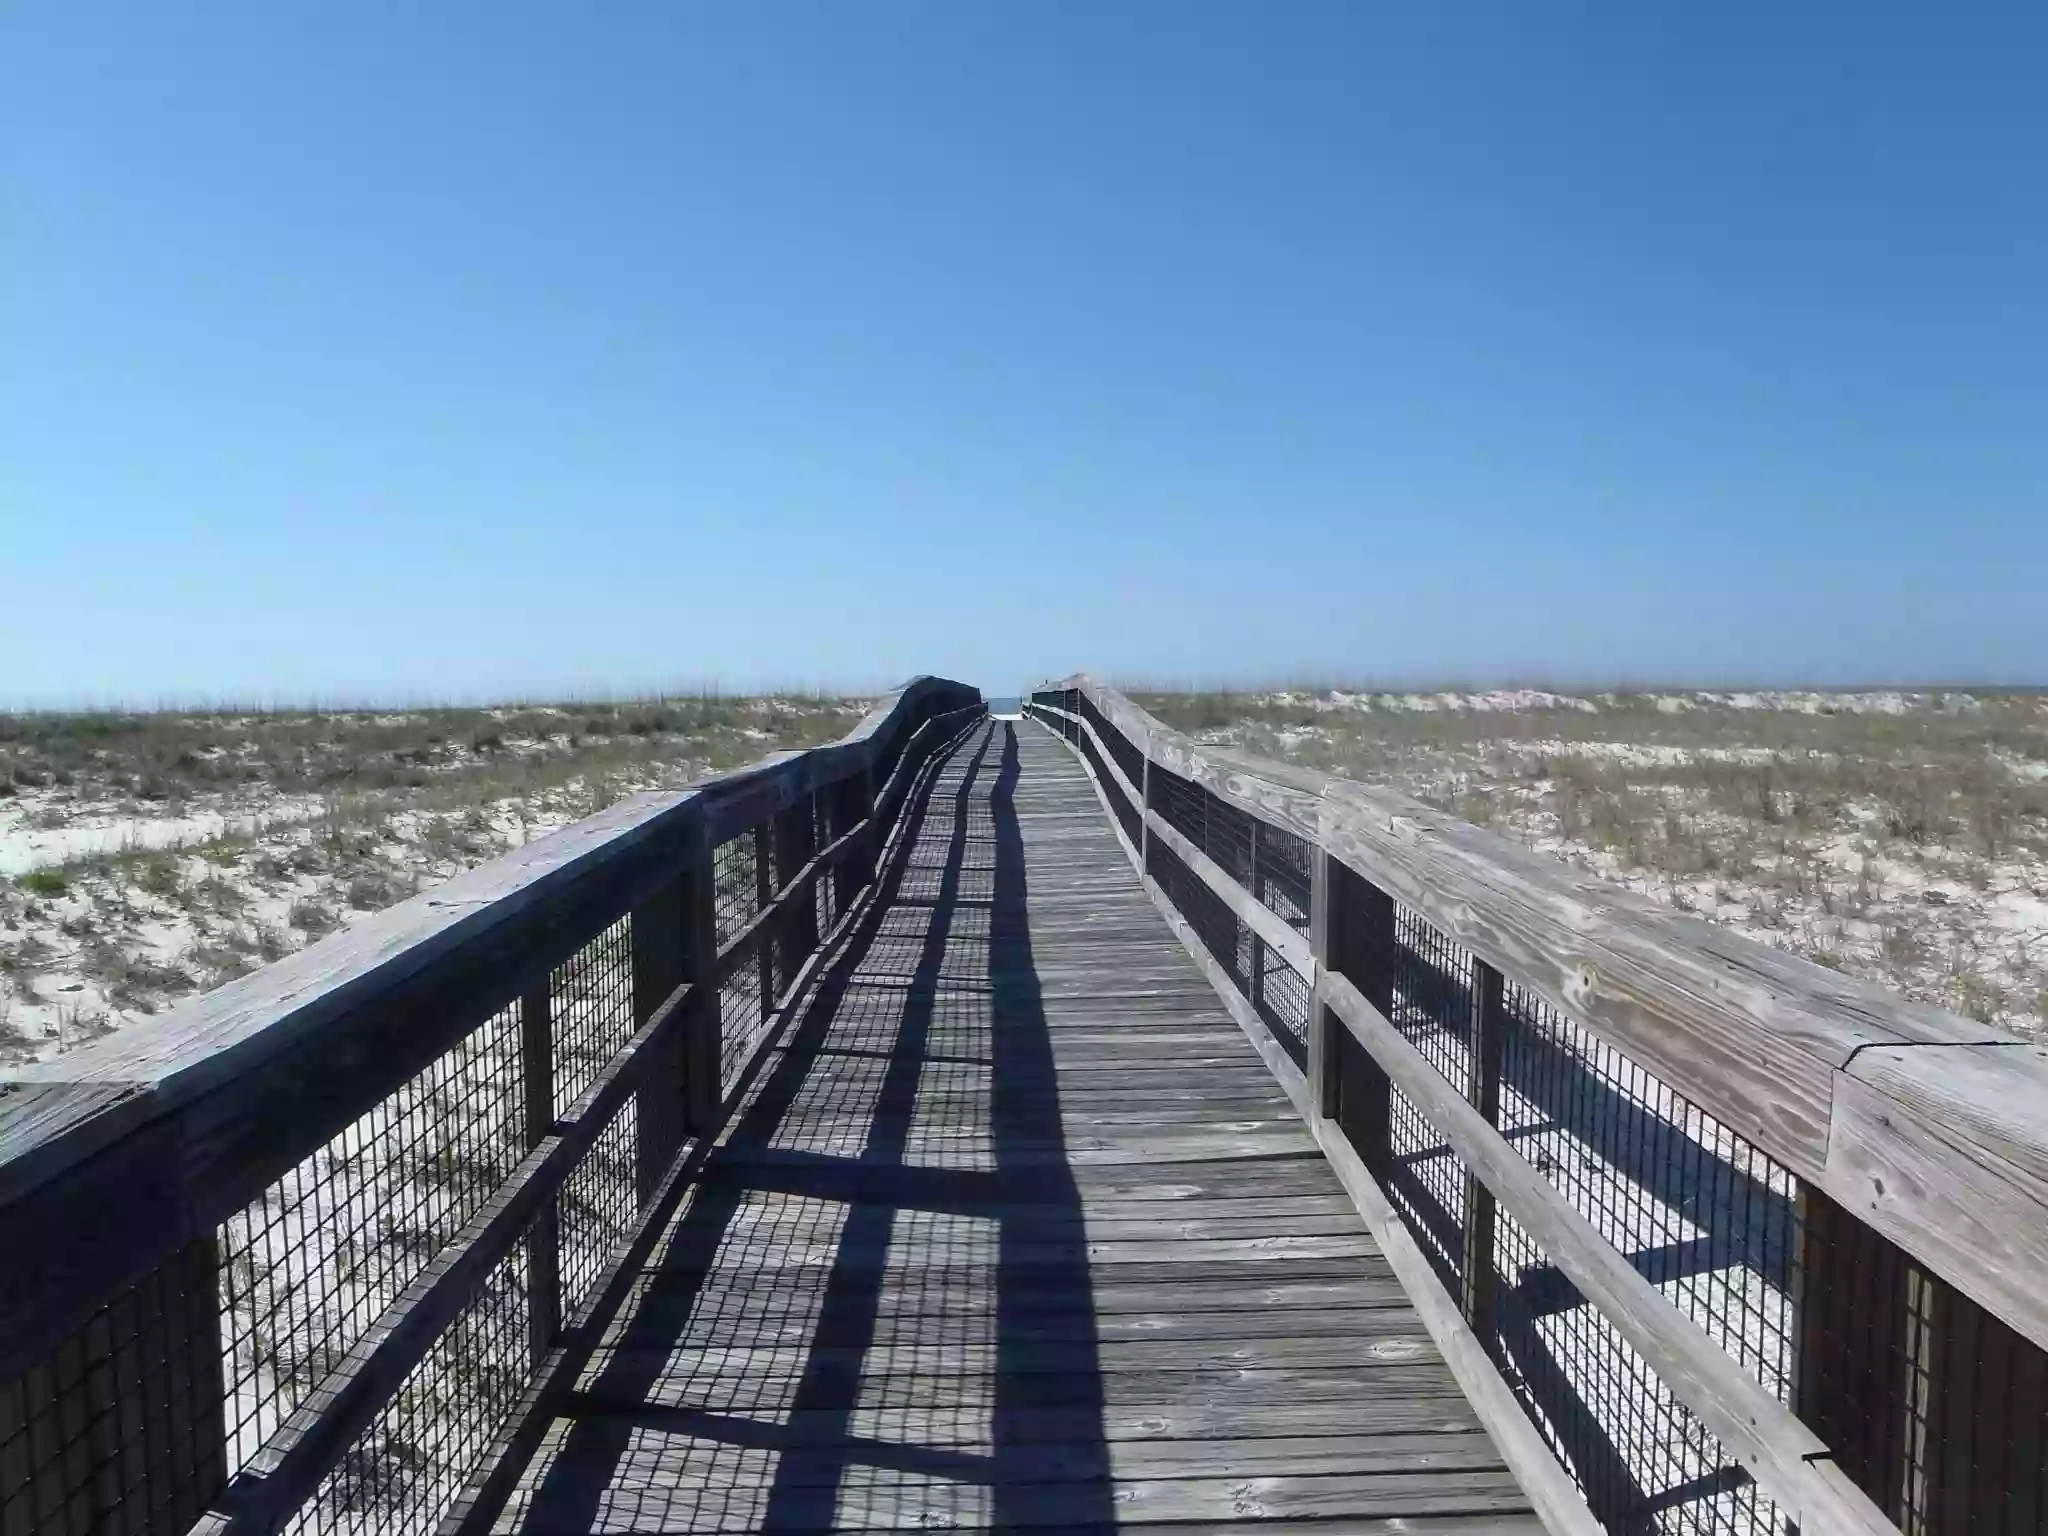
0;676;976;1202
1036;673;2048;1359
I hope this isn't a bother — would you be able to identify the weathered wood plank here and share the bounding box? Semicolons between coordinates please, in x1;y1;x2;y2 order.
1051;673;2021;1191
1822;1067;2048;1358
1145;804;1314;981
0;680;985;1382
1320;968;1894;1536
477;719;1534;1536
215;978;696;1531
500;1466;1536;1534
1049;673;2048;1478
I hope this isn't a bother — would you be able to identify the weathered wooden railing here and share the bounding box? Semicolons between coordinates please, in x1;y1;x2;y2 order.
0;678;983;1536
1029;677;2048;1536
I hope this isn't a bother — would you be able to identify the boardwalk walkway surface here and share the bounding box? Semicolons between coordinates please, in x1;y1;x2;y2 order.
497;720;1538;1534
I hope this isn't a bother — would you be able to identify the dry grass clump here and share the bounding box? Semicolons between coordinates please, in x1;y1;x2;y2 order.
0;691;867;1061
1138;687;2048;1038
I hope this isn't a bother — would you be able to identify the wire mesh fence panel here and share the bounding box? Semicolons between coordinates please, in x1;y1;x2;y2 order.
811;790;838;936
1076;690;1145;793
219;1004;523;1477
1253;823;1313;935
1201;796;1257;893
769;799;820;997
1145;832;1249;996
1148;757;1208;855
1798;1187;2048;1536
1499;981;1797;1404
1075;717;1142;848
713;831;767;1093
1392;904;1475;1098
1490;1205;1780;1536
556;1097;640;1321
1386;1083;1468;1300
290;1230;533;1536
1248;821;1314;1062
870;724;905;809
1253;948;1311;1063
0;1238;224;1536
551;916;634;1117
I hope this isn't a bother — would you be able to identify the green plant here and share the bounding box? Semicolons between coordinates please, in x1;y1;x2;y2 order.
138;855;183;897
17;869;68;898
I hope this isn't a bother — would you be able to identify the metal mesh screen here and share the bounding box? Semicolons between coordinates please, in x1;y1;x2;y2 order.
869;720;906;809
1074;711;1142;849
1254;823;1313;930
1076;691;1145;794
1391;905;1476;1096
1251;945;1311;1060
1145;829;1248;998
1387;1082;1468;1300
0;1239;224;1536
713;831;768;1092
551;916;634;1116
290;1232;532;1536
811;790;838;937
556;1098;639;1321
1491;1204;1779;1536
219;1004;523;1475
1798;1188;2048;1535
768;802;817;998
1247;821;1312;1063
1500;980;1796;1401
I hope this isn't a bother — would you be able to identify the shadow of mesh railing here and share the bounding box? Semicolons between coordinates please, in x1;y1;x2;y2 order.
1027;678;2048;1536
0;680;984;1536
219;1001;525;1486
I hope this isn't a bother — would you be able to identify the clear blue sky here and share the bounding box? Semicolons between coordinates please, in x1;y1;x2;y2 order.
3;3;2042;705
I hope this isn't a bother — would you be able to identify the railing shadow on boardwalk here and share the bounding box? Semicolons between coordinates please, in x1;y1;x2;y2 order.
1383;953;1794;1535
508;721;1118;1532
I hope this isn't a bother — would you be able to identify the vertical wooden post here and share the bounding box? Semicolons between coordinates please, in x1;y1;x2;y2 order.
679;825;723;1134
631;870;688;1207
1794;1183;1941;1533
1463;960;1505;1333
1308;846;1338;1125
521;979;559;1367
754;823;775;1014
1246;819;1265;1017
1338;875;1397;1179
1138;750;1152;876
1;1239;228;1535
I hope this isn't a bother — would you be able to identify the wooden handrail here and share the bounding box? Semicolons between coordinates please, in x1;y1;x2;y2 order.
1029;679;2048;1536
0;678;981;1374
0;678;984;1536
202;704;993;1536
1036;676;2048;1362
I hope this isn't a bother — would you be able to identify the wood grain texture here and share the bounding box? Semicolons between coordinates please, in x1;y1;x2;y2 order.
439;720;982;1536
1;682;974;1129
484;720;1537;1535
1044;673;2043;1350
213;981;697;1534
1039;712;1598;1536
1144;808;1313;982
1822;1068;2048;1358
0;682;982;1423
1319;969;1895;1536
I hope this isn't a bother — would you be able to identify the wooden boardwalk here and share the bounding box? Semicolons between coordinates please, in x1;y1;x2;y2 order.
497;720;1538;1534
